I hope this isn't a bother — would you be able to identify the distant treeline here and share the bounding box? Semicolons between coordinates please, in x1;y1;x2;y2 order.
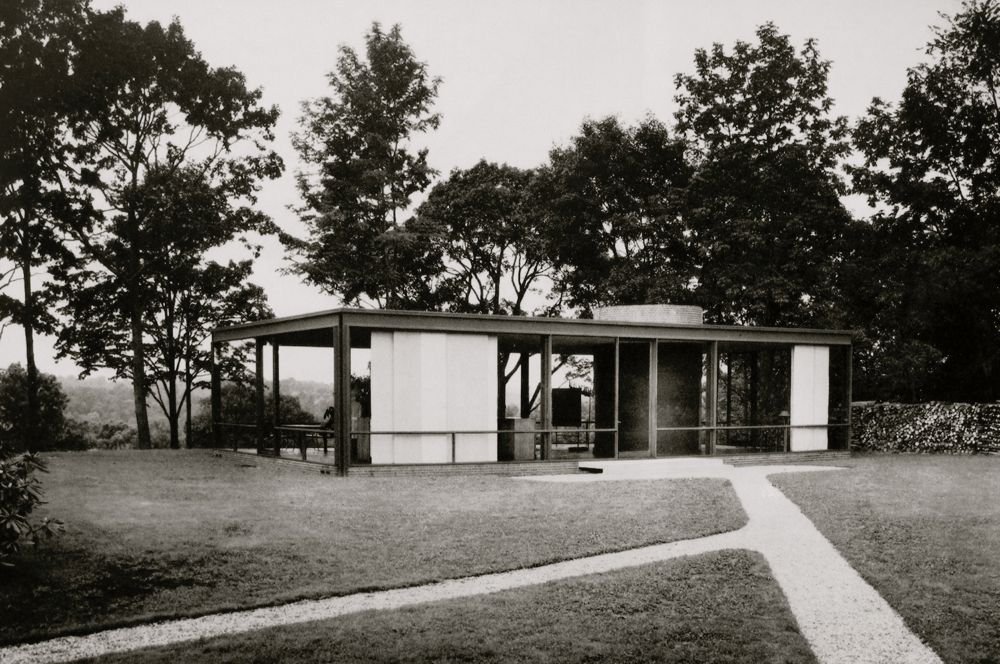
61;377;167;428
60;376;332;427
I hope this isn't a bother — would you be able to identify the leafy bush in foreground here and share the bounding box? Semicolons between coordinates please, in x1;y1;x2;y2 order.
0;444;61;564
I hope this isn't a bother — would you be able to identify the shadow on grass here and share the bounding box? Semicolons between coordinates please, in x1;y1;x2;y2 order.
84;549;817;664
1;450;747;646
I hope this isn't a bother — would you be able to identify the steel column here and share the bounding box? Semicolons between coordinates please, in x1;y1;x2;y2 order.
707;341;719;455
254;338;265;454
725;352;732;448
613;337;620;458
210;343;223;449
272;340;281;456
648;339;658;458
334;318;352;476
540;336;552;460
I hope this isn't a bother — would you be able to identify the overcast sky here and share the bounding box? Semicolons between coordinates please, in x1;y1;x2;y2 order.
1;0;962;383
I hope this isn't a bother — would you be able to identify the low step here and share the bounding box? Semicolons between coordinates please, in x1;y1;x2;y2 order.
579;457;727;477
723;451;852;467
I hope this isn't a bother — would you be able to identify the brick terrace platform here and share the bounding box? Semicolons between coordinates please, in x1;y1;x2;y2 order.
217;448;850;476
218;449;581;477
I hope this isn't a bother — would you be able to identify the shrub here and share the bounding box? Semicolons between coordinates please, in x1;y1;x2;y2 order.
56;419;136;450
54;418;93;451
0;363;69;451
93;421;137;449
0;443;61;565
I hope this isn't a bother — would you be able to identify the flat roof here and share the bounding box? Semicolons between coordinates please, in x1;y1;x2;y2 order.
213;308;854;347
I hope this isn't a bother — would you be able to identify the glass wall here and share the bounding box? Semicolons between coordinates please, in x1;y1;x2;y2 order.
716;345;791;454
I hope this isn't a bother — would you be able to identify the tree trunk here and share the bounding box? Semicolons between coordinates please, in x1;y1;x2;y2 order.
184;354;193;448
20;223;40;453
167;374;179;449
166;313;179;449
129;304;152;448
492;265;502;315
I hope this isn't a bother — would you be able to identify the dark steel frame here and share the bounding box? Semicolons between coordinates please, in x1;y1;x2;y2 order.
210;308;854;475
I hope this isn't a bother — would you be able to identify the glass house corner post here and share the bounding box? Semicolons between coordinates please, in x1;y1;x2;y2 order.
255;338;266;454
613;337;620;458
647;340;658;458
540;335;553;460
210;340;223;449
333;317;352;476
707;340;719;455
272;340;281;457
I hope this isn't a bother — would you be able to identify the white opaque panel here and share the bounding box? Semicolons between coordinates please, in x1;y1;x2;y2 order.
369;331;394;463
446;333;498;462
370;331;498;464
790;345;830;451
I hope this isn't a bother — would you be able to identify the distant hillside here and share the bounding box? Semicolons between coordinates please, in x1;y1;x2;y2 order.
278;378;333;419
59;376;168;427
59;375;333;427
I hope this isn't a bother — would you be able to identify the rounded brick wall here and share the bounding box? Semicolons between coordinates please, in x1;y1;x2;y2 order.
592;304;704;325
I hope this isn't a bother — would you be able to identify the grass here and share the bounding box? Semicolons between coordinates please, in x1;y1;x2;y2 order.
0;450;746;645
84;549;816;664
772;454;1000;664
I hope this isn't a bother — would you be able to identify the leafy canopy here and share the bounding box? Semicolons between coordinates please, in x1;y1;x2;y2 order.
0;0;93;453
675;23;853;327
287;22;442;309
416;161;551;315
49;8;282;447
851;0;1000;401
537;116;693;313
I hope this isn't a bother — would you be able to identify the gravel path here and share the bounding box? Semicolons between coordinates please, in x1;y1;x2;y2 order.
2;533;739;664
541;459;943;664
2;459;942;664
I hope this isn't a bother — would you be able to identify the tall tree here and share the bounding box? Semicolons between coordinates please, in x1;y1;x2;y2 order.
416;161;552;315
55;258;272;449
171;263;272;449
54;163;276;449
53;10;282;447
285;22;442;309
0;0;90;451
675;23;854;327
536;116;693;314
852;0;1000;401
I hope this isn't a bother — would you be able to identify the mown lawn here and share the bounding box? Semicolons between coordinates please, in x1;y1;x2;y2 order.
772;454;1000;664
84;549;815;664
0;450;746;645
